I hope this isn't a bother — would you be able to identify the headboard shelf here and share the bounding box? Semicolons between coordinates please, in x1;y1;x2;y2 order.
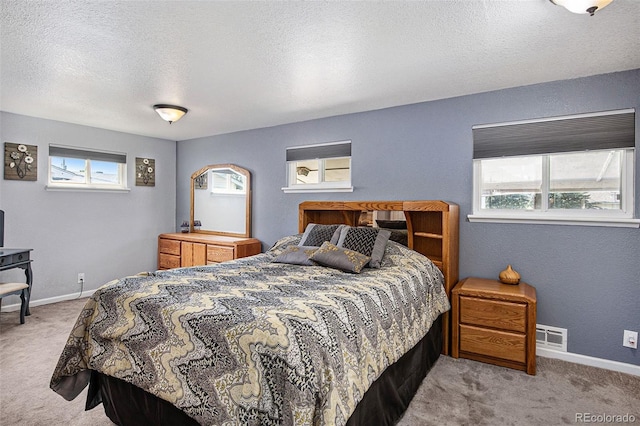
414;232;443;239
299;200;459;354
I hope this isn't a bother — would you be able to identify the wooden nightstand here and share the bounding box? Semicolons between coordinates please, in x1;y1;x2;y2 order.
452;277;537;375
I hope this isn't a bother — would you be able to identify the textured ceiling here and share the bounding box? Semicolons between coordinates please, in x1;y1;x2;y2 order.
1;0;639;141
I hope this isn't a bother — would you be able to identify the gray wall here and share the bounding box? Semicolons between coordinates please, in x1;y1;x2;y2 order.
0;112;177;301
177;69;640;366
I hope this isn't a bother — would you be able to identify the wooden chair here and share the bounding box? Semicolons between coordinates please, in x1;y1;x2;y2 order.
0;282;30;324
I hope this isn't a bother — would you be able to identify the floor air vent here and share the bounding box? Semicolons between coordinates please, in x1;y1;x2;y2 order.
536;324;567;352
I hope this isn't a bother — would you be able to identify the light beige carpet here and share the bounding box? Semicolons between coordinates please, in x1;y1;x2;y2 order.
1;298;638;426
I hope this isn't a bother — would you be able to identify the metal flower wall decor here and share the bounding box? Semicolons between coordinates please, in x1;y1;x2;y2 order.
4;142;37;181
136;157;155;186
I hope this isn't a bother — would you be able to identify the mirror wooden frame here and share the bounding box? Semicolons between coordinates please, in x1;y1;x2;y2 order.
190;164;251;237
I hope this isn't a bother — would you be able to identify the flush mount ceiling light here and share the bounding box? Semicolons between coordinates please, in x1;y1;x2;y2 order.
153;104;188;124
550;0;613;16
296;166;310;176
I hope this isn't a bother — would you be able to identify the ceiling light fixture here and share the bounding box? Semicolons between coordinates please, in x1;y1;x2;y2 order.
296;166;310;176
550;0;613;16
153;104;188;124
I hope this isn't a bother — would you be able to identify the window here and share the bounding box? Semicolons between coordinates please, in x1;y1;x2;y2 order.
211;168;246;194
47;145;128;191
282;141;352;193
470;109;639;227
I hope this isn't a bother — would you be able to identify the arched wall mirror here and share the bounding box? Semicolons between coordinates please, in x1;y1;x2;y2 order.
190;164;251;237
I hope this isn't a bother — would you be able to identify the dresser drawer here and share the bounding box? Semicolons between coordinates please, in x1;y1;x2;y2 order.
207;245;234;263
460;296;527;333
459;324;526;364
159;253;181;269
159;238;181;256
182;242;206;267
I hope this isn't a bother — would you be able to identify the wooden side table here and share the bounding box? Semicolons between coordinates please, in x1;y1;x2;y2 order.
451;277;537;375
0;248;33;323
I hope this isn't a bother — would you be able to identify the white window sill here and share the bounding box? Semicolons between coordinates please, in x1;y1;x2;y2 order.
468;214;640;228
281;186;354;194
45;185;131;193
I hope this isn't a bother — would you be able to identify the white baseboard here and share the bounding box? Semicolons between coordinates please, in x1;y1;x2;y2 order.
0;290;96;312
537;347;640;377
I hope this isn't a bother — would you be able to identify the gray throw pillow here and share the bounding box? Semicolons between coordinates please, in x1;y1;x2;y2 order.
335;226;391;268
298;223;344;246
309;241;371;273
273;246;318;266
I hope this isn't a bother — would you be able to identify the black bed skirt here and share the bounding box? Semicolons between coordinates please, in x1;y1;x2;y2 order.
88;314;443;426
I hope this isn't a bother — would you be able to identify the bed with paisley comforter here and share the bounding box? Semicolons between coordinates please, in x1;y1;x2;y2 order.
51;232;449;425
51;200;459;425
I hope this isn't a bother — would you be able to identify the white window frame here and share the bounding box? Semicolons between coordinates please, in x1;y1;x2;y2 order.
469;149;639;228
46;145;129;192
469;109;638;228
282;140;353;193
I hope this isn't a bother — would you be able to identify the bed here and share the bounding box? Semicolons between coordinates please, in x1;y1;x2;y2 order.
50;200;459;425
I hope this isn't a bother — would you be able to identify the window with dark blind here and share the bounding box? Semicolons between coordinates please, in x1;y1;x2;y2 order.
48;145;128;191
283;141;352;193
469;109;638;227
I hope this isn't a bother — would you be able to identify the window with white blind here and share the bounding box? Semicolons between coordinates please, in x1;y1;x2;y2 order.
47;145;128;191
282;140;352;193
469;109;639;227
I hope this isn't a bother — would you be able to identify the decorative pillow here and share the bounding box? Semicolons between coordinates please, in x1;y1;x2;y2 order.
298;223;343;247
335;226;391;268
273;245;318;266
309;241;371;273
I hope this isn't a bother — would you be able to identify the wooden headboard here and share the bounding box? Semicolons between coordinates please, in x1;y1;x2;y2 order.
299;200;459;354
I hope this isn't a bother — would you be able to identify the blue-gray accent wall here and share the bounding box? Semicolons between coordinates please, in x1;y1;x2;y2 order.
177;69;639;366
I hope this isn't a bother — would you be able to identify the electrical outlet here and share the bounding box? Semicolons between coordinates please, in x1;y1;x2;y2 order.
623;330;638;349
78;273;85;284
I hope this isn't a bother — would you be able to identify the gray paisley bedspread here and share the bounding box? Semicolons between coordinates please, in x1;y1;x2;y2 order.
50;235;450;426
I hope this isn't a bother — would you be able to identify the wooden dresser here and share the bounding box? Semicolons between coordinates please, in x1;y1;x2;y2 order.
158;233;261;270
452;277;537;375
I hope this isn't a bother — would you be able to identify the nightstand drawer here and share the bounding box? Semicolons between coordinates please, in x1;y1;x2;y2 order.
159;239;181;256
459;324;526;364
207;245;234;263
460;296;527;333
